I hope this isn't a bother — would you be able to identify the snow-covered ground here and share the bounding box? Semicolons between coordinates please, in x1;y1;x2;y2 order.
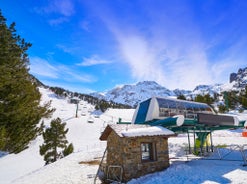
0;87;247;184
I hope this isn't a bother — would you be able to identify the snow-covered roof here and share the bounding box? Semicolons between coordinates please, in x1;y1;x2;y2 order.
100;124;175;140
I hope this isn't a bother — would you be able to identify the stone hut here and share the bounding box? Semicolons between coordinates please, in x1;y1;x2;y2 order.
98;124;176;183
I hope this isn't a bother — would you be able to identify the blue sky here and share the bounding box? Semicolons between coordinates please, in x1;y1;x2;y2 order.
1;0;247;93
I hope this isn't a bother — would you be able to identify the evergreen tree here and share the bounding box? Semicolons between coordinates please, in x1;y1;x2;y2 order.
240;86;247;109
40;118;73;165
194;93;214;105
177;94;186;100
0;10;53;153
223;91;239;109
194;94;204;103
218;104;228;113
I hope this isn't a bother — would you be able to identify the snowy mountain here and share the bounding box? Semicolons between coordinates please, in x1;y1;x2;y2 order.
91;67;247;106
92;81;175;107
173;88;192;96
230;67;247;89
190;84;223;98
90;81;222;107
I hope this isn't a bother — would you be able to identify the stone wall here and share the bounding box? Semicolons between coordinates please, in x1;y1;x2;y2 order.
106;132;170;182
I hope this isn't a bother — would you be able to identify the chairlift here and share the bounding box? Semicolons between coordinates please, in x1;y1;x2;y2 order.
88;108;94;113
81;111;86;116
94;114;100;118
87;116;94;123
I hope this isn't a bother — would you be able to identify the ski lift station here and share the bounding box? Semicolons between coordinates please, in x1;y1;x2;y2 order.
131;97;246;153
96;97;246;183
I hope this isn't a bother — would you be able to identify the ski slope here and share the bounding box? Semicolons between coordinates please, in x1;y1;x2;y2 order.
0;87;247;184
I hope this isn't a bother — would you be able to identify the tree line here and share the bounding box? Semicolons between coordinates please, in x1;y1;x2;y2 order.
48;86;132;112
177;86;247;113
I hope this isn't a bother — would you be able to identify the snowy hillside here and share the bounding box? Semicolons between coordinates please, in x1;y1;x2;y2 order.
0;87;135;184
0;87;247;184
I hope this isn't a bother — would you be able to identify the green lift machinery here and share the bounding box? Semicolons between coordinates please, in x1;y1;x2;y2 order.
132;97;246;155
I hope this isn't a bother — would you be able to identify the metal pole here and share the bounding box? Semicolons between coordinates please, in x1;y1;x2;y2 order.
187;129;191;154
210;130;213;152
76;102;78;118
199;129;203;156
193;127;196;154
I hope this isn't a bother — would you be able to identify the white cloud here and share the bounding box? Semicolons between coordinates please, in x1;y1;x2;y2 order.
56;44;73;54
34;0;74;25
63;69;97;83
49;17;69;26
37;0;75;17
108;24;215;90
116;35;165;83
30;56;97;83
77;55;112;66
30;57;59;78
54;0;75;17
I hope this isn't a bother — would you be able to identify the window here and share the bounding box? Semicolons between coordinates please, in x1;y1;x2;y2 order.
141;142;156;162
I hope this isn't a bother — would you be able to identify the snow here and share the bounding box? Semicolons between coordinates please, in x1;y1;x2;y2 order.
121;125;175;137
128;158;247;184
0;87;247;184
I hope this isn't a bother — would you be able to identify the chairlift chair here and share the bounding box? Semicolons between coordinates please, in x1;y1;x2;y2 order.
88;116;94;123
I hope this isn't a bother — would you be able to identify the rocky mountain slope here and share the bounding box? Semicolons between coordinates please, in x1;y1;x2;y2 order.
91;81;175;107
230;67;247;88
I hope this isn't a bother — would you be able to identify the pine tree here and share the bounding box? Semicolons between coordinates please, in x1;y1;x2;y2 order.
194;94;204;103
40;118;73;165
0;10;53;153
177;94;186;100
240;86;247;109
194;94;214;105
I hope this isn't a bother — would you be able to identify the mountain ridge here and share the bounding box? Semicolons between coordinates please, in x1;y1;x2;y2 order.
90;67;247;106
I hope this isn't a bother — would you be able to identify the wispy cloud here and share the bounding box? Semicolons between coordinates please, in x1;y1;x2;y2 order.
56;44;77;54
36;0;74;16
34;0;75;25
29;57;59;78
115;32;214;89
52;0;74;17
61;67;97;83
30;56;97;83
77;55;112;66
49;17;69;26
